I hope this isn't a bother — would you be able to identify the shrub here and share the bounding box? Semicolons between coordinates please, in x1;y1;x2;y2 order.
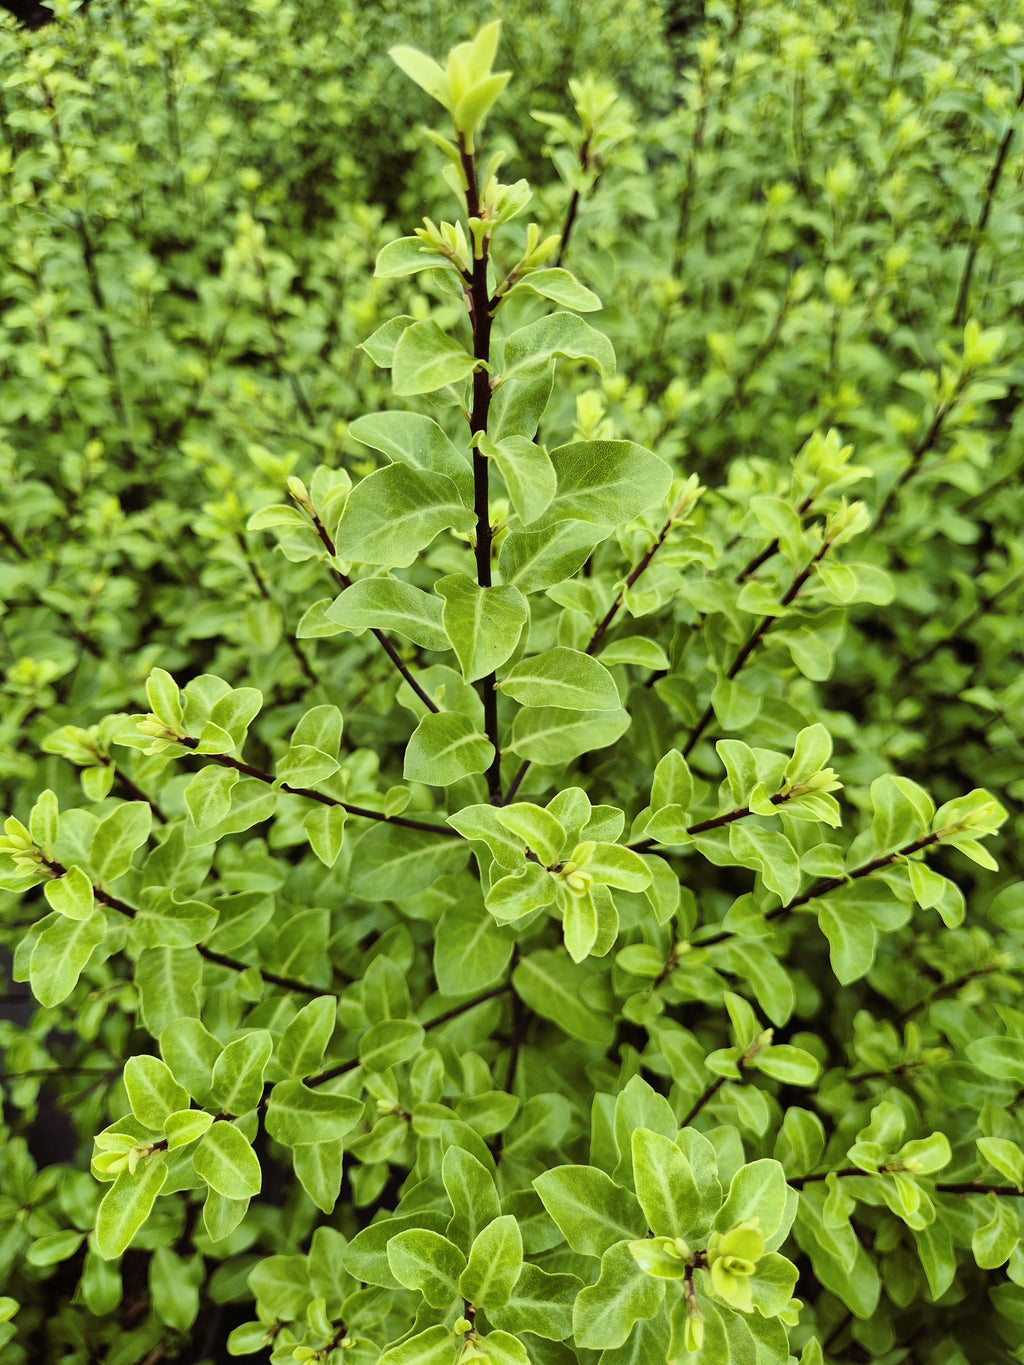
2;3;1024;1364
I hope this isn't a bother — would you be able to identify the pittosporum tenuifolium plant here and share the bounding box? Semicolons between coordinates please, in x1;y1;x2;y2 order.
3;2;1024;1363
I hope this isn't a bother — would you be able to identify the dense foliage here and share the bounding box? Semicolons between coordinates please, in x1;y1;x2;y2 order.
2;1;1024;1362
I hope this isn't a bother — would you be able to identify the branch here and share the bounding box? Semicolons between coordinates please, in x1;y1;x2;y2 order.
295;496;440;715
43;858;332;998
554;132;591;269
697;828;945;949
176;738;461;837
460;135;502;805
304;980;515;1090
503;505;681;804
683;535;833;756
629;790;790;854
235;531;319;689
951;74;1024;327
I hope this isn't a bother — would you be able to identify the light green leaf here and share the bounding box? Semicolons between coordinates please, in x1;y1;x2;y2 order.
534;1166;647;1257
537;440;672;528
29;910;106;1008
326;578;448;651
499;647;620;711
124;1056;191;1130
459;1215;522;1309
392;318;478;396
265;1081;364;1147
164;1110;214;1150
728;824;801;903
513;950;614;1046
479;433;557;526
375;236;452;279
193;1122;262;1199
277;997;337;1079
350;825;467;901
488;1263;581;1341
485;864;557;922
89;802;152;882
752;1044;821;1086
387;1229;466;1309
435;574;528;683
573;1239;664;1349
43;864;95;921
404;712;493;786
293;1137;345;1214
183;767;239;831
509;706;630;763
348;411;471;486
494;803;566;864
434;903;515;995
507;268;601;311
498;520;600;593
333;466;475;567
973;1194;1020;1269
379;1326;455;1365
303;805;347;867
631;1128;702;1241
211;1030;272;1116
95;1158;169;1259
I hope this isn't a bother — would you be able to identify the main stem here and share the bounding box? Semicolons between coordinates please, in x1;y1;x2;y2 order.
461;138;503;804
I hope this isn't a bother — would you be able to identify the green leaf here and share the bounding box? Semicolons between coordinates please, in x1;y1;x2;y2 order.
871;774;934;852
348;411;471;486
183;767;239;831
160;1018;220;1107
434;902;515;995
124;1056;191;1130
817;900;877;985
350;825;467;901
572;1239;664;1350
973;1194;1020;1269
392;318;478;396
443;1145;502;1248
499;520;600;593
728;824;801;902
146;668;183;731
533;1166;646;1257
29;910;106;1008
303;805;347;868
333;466;475;567
89;802;152;882
459;1215;522;1309
277;997;337;1079
478;433;557;526
360;1018;424;1071
193;1122;262;1199
509;706;630;764
326;578;448;651
293;1137;345;1214
499;647;620;711
514;950;614;1046
631;1128;702;1241
379;1326;455;1365
715;1159;793;1245
404;712;493;786
435;574;528;683
387;1229;466;1308
507;268;601;311
375;236;452;279
202;1189;250;1243
978;1137;1024;1190
488;1263;581;1341
361;315;416;368
784;724;833;785
95;1157;169;1259
752;1044;821;1086
164;1110;213;1150
208;688;262;748
276;745;340;788
967;1038;1024;1087
211;1030;272;1116
499;313;615;392
536;441;672;529
388;45;450;105
43;864;95;921
494;803;565;864
265;1081;363;1147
